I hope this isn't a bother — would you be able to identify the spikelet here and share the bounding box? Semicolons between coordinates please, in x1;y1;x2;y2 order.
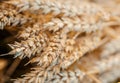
29;31;66;68
45;68;100;83
13;67;47;83
0;3;29;30
8;24;48;59
8;0;110;19
44;16;106;33
13;66;87;83
45;69;86;83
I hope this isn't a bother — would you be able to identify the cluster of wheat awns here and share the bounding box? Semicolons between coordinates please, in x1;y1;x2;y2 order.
0;0;120;83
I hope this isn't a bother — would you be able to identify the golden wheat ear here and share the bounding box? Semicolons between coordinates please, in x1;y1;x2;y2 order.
0;0;120;83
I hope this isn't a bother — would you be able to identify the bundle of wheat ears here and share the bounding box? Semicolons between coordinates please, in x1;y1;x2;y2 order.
0;0;120;83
